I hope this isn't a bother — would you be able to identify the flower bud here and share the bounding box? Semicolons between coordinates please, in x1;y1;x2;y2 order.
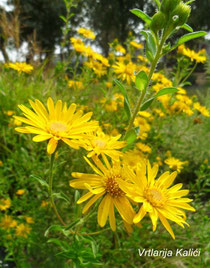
171;2;191;26
161;0;181;14
150;12;166;33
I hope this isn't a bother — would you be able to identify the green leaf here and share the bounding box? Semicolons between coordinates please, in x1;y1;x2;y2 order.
140;30;157;61
153;0;161;9
30;175;49;189
52;192;71;204
181;24;193;33
140;98;154;111
114;79;131;119
170;31;207;52
45;225;70;237
135;71;148;91
185;0;195;4
155;87;178;97
130;9;152;25
123;128;137;152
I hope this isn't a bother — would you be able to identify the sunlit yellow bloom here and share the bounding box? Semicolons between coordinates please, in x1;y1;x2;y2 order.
0;198;11;211
25;216;34;224
16;223;31;238
41;200;49;207
177;44;185;54
77;28;95;40
85;60;107;77
105;82;112;88
70;156;136;231
115;44;126;54
137;55;148;63
5;62;34;73
179;45;207;63
83;131;125;160
16;189;25;195
193;102;210;117
113;61;136;85
118;161;195;239
165;157;188;173
70;37;86;53
6;110;15;116
130;41;143;49
177;87;187;95
122;149;145;170
136;143;152;154
155;156;163;166
68;80;84;90
14;97;98;154
0;215;17;229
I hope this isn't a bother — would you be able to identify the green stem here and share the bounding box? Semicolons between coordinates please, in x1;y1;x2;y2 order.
49;154;66;226
124;34;166;137
179;62;197;86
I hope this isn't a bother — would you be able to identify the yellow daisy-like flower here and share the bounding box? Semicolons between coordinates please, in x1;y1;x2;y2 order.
164;157;188;173
25;216;34;224
113;61;136;85
130;41;143;49
16;223;31;238
70;156;136;231
5;62;34;73
14;97;98;154
118;161;195;239
0;198;11;211
77;28;96;40
16;189;25;195
68;80;84;90
136;142;152;154
83;131;126;160
0;215;17;229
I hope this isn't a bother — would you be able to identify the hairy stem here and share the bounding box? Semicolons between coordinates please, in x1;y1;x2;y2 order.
49;154;66;226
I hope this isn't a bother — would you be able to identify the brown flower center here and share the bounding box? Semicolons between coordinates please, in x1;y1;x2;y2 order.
145;188;165;207
105;175;124;197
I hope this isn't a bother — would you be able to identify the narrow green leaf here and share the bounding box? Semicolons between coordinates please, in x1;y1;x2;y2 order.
153;0;161;9
170;31;207;52
181;24;193;33
140;98;154;111
155;87;178;97
114;79;131;119
130;9;152;25
52;192;71;204
124;129;137;145
185;0;195;4
135;71;148;91
30;175;49;189
45;225;70;237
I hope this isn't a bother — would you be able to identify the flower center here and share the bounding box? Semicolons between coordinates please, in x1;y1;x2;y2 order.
125;65;133;75
145;188;165;207
49;121;67;135
105;176;124;197
93;139;107;149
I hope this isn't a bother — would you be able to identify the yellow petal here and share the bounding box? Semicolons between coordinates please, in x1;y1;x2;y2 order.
109;199;116;231
33;134;52;142
98;194;111;227
77;192;93;204
133;206;146;224
82;192;104;214
47;138;58;154
158;213;175;239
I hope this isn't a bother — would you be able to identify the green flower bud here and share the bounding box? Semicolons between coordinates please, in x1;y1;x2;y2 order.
150;12;166;33
171;2;191;26
161;0;181;14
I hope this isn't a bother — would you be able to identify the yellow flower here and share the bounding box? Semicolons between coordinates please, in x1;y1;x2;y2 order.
115;45;126;54
83;131;125;160
130;41;143;49
165;157;188;173
180;46;207;63
16;223;31;238
25;216;34;224
6;110;15;116
0;198;11;211
41;200;49;207
77;28;95;40
85;60;107;77
0;215;17;229
70;38;86;53
105;82;112;88
136;143;152;154
14;97;98;154
70;156;136;231
5;62;34;73
118;161;195;239
122;149;145;170
68;80;84;90
113;61;136;85
16;189;25;195
0;160;3;167
193;102;210;117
